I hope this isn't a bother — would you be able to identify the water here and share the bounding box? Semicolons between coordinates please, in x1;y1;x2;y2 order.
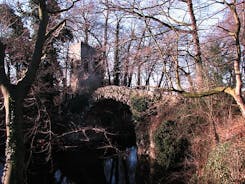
54;169;69;184
104;146;137;184
0;148;137;184
127;147;137;184
104;158;116;184
53;148;138;184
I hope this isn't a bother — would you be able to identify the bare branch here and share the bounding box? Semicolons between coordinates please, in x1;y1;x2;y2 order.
54;127;116;140
45;19;66;40
106;3;192;34
47;0;80;14
217;25;235;37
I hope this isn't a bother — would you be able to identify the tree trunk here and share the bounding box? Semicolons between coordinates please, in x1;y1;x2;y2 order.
228;2;245;118
1;87;25;184
103;3;111;85
225;87;245;118
137;65;141;86
0;2;50;183
186;0;203;87
113;18;121;86
127;71;133;87
234;95;245;118
145;62;156;86
123;42;132;86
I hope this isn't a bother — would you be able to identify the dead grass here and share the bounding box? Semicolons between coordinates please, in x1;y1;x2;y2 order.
217;116;245;142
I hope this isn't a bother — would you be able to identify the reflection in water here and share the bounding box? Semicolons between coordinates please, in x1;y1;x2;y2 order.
54;169;69;184
127;147;137;184
104;146;137;184
0;148;137;184
104;158;115;184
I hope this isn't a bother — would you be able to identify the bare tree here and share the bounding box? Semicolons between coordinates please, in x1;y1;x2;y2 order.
0;1;78;183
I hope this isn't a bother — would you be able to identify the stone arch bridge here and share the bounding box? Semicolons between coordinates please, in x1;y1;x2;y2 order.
91;85;178;108
90;85;181;160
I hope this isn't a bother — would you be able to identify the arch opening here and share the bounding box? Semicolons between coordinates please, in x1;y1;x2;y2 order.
55;99;137;184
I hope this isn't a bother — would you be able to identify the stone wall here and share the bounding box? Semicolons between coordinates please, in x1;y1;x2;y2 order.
70;42;104;94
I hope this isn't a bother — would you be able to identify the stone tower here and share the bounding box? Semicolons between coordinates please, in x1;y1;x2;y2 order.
70;42;104;94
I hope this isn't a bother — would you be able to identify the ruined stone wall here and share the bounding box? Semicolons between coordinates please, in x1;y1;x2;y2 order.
70;42;104;94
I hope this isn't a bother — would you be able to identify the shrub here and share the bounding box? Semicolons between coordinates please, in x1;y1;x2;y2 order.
204;142;231;184
203;139;245;184
154;121;189;170
131;95;149;112
130;95;151;122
